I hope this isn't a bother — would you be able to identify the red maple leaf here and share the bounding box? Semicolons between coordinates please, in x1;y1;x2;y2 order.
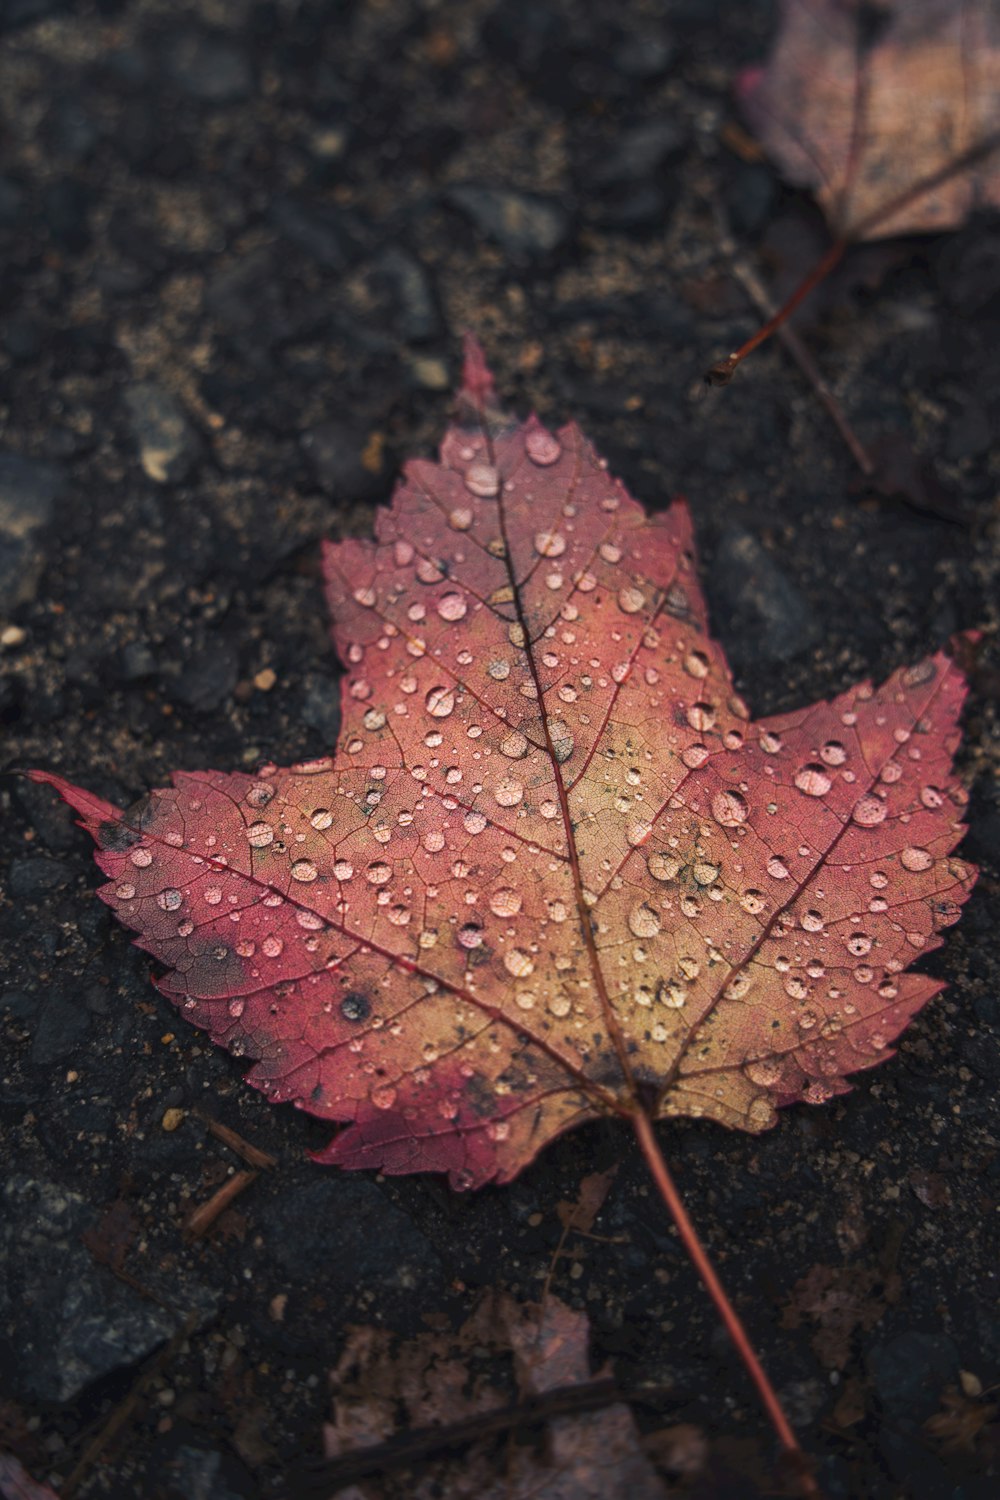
31;339;976;1486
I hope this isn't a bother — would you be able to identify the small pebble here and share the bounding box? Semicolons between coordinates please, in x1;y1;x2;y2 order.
253;667;277;692
161;1108;186;1133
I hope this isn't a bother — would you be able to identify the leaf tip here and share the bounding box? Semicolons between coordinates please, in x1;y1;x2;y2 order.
24;769;124;829
459;331;495;400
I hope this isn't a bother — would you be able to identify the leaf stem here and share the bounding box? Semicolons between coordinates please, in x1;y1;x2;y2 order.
705;129;1000;387
631;1111;821;1498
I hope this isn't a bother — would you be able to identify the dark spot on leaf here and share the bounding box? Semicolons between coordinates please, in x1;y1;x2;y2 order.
340;992;370;1022
98;818;140;852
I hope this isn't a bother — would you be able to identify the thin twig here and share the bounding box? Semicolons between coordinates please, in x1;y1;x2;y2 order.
709;198;874;475
284;1377;680;1497
193;1106;278;1169
184;1169;258;1238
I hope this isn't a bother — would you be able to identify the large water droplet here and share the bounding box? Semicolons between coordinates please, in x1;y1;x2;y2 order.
534;530;566;558
458;922;484;949
366;860;391;885
246;822;274;848
687;702;716;732
900;845;933;872
747;1096;775;1129
682;743;710;769
310;808;333;831
437;592;467;622
261;935;284;958
465;462;499;497
525;427;561;465
490;887;522;917
504;949;534;977
131;847;153;868
425;685;456;718
500;730;528;759
684;650;709;679
549;720;574;762
291;859;318;883
494;778;523;807
852;794;887;826
157;888;182;911
794;764;832;797
647;851;680;882
628;902;661;938
617;586;645;615
712;789;748;827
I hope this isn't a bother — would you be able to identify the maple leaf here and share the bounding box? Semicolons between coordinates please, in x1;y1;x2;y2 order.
739;0;1000;240
31;338;976;1480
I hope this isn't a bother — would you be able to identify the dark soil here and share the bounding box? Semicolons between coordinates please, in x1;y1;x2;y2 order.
2;3;999;1498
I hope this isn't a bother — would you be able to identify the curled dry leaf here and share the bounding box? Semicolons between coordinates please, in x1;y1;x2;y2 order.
739;0;1000;239
32;338;975;1189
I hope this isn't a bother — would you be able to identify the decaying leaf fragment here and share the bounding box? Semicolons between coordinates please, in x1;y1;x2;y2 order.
318;1293;670;1500
739;0;1000;238
32;340;975;1191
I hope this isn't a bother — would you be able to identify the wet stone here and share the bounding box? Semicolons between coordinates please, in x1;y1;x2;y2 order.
368;247;442;343
868;1330;960;1422
124;383;200;485
611;28;674;79
259;1178;444;1299
30;989;91;1065
116;641;158;682
166;31;254;104
446;184;572;262
300;420;383;500
591;121;687;189
0;450;65;607
43;178;92;253
270;196;361;271
162;1445;250;1500
723;162;778;237
709;526;819;667
0;0;72;33
0;174;25;227
168;638;240;713
7;856;73;900
45;96;100;162
0;1176;177;1401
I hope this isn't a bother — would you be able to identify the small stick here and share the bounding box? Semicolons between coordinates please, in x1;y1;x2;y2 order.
709;200;873;475
193;1107;278;1169
284;1377;674;1496
184;1169;258;1238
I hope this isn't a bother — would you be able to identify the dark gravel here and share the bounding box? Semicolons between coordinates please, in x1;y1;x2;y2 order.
1;2;999;1498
